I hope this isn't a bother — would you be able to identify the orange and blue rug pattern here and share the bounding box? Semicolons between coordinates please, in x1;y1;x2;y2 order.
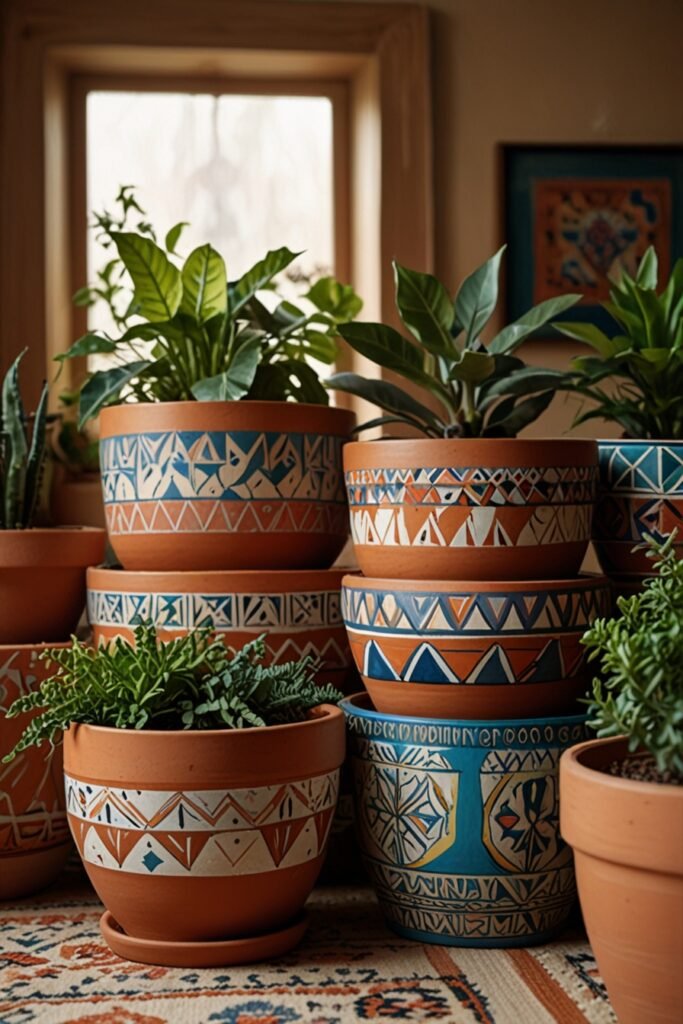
0;870;616;1023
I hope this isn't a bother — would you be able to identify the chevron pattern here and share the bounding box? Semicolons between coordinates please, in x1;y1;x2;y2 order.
598;441;683;495
65;770;339;877
105;498;348;537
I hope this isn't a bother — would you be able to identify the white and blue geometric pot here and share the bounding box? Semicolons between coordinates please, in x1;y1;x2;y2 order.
342;693;588;947
595;440;683;584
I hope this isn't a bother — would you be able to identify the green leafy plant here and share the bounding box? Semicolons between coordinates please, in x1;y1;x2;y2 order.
555;247;683;439
582;533;683;778
327;246;580;437
62;187;362;426
0;350;49;529
2;622;343;762
53;417;100;475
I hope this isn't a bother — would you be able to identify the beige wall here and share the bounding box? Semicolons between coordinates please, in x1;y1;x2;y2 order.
348;0;683;437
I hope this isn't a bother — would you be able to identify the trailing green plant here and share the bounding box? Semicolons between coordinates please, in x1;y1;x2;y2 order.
555;247;683;439
61;187;362;426
327;246;580;437
582;533;683;778
0;350;49;529
2;622;342;762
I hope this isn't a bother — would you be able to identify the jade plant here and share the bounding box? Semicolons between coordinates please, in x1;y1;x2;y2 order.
327;246;580;437
582;533;683;779
556;247;683;439
2;623;342;762
62;187;362;426
0;350;49;529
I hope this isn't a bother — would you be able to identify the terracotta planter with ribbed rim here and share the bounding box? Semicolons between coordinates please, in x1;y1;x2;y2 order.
342;573;611;719
344;437;598;581
99;401;355;572
560;737;683;1024
0;528;107;644
0;644;71;899
63;707;345;957
86;566;357;692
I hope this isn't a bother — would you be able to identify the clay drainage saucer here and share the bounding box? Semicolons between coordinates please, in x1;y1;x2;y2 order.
100;910;309;967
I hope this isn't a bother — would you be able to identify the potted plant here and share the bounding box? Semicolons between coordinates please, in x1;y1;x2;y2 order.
3;623;345;967
0;350;106;643
560;534;683;1024
50;404;106;530
63;187;360;571
555;247;683;589
328;247;597;580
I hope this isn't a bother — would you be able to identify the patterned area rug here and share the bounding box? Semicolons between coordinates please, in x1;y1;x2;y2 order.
0;868;616;1024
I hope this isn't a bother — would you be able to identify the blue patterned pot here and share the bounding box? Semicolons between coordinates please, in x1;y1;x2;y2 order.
595;440;683;584
99;401;355;572
342;693;587;947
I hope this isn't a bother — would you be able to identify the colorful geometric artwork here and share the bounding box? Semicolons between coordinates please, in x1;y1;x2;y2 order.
65;770;339;877
505;146;683;334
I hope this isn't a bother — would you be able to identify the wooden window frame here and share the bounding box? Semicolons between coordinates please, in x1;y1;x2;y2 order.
1;0;433;411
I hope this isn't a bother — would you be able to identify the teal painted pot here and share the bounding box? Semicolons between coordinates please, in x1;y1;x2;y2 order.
595;440;683;584
342;693;587;947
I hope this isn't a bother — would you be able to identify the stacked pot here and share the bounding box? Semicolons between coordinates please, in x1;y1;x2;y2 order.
340;436;611;946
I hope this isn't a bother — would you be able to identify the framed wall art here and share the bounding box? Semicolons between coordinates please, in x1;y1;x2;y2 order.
503;145;683;335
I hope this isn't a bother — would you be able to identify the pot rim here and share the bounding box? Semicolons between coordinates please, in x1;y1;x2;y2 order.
87;565;348;586
0;641;71;653
344;436;598;450
341;691;587;729
597;437;683;446
0;526;105;537
341;571;609;591
562;735;683;795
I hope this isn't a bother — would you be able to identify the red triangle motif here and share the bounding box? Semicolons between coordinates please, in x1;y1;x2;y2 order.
260;818;309;867
313;807;335;852
153;830;213;869
92;825;141;867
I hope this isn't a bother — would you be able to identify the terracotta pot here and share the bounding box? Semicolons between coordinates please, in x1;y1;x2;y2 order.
344;437;597;581
344;693;587;946
87;567;357;693
99;401;355;572
63;707;345;952
0;528;107;644
51;469;106;530
594;440;683;587
0;644;71;898
560;737;683;1024
342;573;610;719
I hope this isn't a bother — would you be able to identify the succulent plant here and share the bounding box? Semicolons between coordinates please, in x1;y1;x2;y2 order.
0;351;49;529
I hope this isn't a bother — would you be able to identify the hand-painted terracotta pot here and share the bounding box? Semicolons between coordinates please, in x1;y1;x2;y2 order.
560;737;683;1024
0;644;71;898
0;528;107;644
63;707;345;960
344;438;598;581
343;693;587;947
86;567;357;692
100;401;355;572
342;574;610;719
594;440;683;586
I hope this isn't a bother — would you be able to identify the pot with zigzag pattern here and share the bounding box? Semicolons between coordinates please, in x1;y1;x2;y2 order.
594;440;683;590
343;693;588;947
344;437;598;581
341;574;610;719
99;401;355;572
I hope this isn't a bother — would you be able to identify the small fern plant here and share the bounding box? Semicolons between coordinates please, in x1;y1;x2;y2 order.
2;623;342;762
582;533;683;779
1;350;49;528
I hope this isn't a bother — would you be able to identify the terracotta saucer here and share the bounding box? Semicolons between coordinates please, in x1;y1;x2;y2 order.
100;910;309;967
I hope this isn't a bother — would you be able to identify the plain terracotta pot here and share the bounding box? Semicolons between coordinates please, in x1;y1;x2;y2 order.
0;528;107;644
560;737;683;1024
342;573;610;719
344;437;598;581
87;567;357;693
99;401;355;572
0;644;71;898
51;469;106;530
63;707;345;947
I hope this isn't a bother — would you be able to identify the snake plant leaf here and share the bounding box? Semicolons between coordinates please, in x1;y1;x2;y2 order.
229;247;301;315
327;372;442;435
22;379;48;527
454;246;505;344
191;336;261;401
111;232;182;321
181;244;227;323
448;349;496;383
393;262;455;356
489;293;582;354
55;334;118;362
78;361;152;428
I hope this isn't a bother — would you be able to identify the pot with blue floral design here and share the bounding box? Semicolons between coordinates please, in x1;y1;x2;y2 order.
594;439;683;587
343;693;587;947
99;401;355;572
342;574;610;719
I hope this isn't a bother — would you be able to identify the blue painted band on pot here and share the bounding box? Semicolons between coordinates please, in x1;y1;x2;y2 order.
597;440;683;496
342;694;587;947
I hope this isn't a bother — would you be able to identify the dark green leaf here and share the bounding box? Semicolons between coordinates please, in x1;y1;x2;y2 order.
230;247;300;314
78;361;151;427
306;277;363;320
393;262;454;355
191;336;261;401
55;334;117;362
454;246;505;343
484;390;554;437
448;349;495;384
636;246;658;289
489;293;581;353
553;321;619;357
484;366;566;398
327;371;442;434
